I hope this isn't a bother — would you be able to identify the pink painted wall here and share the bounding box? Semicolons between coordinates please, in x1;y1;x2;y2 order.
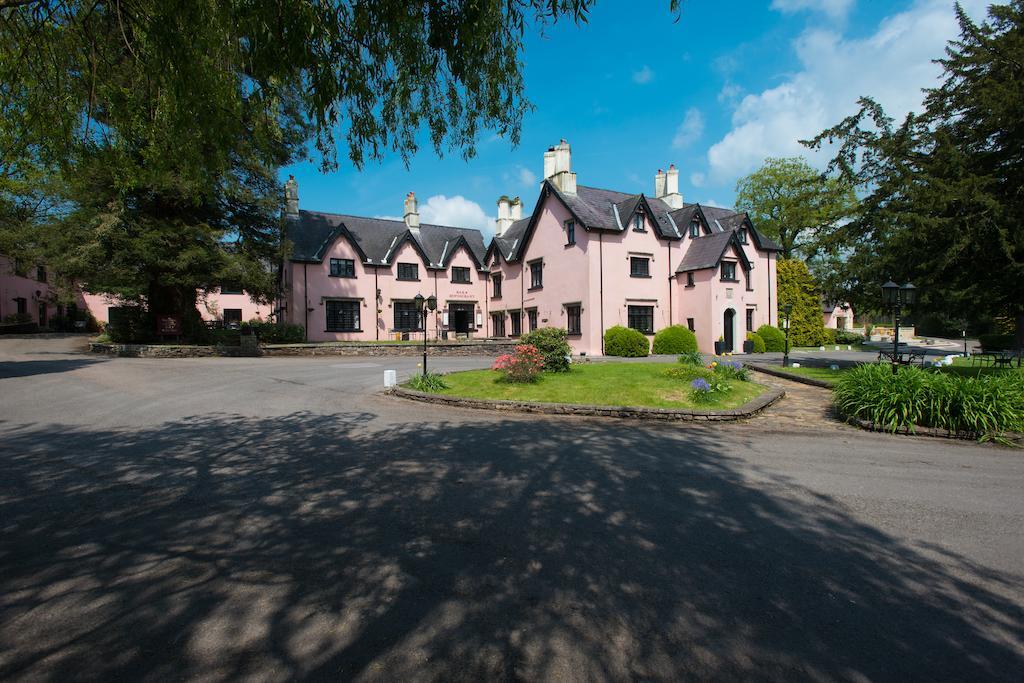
284;233;489;342
0;256;52;324
823;302;854;329
198;290;272;323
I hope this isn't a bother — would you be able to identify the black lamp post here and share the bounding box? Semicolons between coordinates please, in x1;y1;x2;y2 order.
881;280;916;375
782;303;793;367
413;293;438;376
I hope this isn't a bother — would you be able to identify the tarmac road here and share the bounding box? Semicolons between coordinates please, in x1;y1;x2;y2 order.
1;336;1021;681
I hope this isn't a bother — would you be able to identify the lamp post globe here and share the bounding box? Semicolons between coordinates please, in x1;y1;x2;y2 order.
900;282;917;306
881;281;899;308
781;303;794;367
426;294;437;311
413;293;425;310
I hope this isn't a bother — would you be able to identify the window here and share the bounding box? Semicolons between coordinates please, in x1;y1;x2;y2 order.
223;309;242;327
633;214;646;232
630;257;650;278
15;297;27;315
220;283;242;295
529;260;543;289
491;312;506;337
737;228;748;244
397;262;418;281
510;310;522;336
565;220;576;245
686;272;695;287
527;309;538;332
36;265;47;283
326;300;360;331
394;301;421;331
721;262;737;281
566;304;581;336
686;317;695;332
451;266;471;283
746;308;754;332
491;273;502;299
627;306;654;334
689;221;700;238
329;258;355;278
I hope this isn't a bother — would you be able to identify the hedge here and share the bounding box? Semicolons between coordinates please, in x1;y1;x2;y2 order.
755;325;787;352
604;325;650;357
652;325;698;354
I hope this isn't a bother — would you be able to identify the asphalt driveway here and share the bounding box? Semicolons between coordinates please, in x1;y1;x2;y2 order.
1;336;1022;681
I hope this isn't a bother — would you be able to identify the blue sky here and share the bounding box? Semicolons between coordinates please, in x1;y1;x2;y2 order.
282;0;988;239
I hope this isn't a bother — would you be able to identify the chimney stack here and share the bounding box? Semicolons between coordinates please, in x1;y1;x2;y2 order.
403;192;420;232
656;163;683;209
543;139;577;195
510;197;523;221
284;175;299;218
496;195;513;236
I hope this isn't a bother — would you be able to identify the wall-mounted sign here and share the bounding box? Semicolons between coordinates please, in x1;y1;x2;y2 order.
157;315;182;335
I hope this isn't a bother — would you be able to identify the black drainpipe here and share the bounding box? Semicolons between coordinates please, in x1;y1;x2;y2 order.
599;230;605;355
303;263;309;341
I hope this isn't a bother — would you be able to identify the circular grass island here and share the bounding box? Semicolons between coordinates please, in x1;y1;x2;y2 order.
396;362;784;420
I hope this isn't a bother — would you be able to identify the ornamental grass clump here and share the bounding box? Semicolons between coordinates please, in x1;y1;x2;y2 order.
833;363;1024;441
492;344;545;383
408;372;449;392
677;350;705;366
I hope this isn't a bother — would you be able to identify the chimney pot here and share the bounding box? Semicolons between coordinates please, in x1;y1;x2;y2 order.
284;176;300;217
404;192;420;230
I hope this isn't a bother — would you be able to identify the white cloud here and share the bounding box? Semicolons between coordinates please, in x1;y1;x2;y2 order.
770;0;854;21
672;108;704;149
717;82;743;106
706;0;989;182
419;194;496;234
689;172;706;188
701;198;724;208
517;166;537;187
632;65;654;84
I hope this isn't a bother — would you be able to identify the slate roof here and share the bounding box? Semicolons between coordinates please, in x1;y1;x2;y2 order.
286;210;488;269
491;217;531;262
675;232;736;272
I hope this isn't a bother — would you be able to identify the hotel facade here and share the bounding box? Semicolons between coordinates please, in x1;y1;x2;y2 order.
278;141;781;355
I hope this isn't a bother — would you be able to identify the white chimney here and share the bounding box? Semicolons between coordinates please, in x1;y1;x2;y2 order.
654;169;666;198
544;139;577;195
284;175;299;217
404;191;420;231
660;164;683;209
510;197;523;221
496;195;513;236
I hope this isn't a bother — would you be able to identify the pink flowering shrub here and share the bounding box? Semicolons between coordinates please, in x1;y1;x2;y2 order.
492;344;545;383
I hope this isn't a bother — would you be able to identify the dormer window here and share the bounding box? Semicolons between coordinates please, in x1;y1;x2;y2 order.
633;214;645;232
689;221;700;238
737;228;748;244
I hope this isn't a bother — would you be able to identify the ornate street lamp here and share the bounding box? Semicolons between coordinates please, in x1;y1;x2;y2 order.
782;303;794;367
881;281;916;375
413;293;438;376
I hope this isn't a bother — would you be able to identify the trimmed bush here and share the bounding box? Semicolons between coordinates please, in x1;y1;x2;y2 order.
520;327;571;372
604;325;650;357
755;325;786;352
652;325;698;354
241;321;306;344
833;363;1024;440
746;331;766;353
835;330;865;344
979;333;1016;352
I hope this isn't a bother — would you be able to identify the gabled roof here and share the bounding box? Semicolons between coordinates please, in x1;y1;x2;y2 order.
489;216;531;263
676;231;754;273
285;210;488;269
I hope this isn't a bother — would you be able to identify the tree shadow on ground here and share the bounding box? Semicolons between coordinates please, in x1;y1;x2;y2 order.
0;358;104;379
0;412;1021;681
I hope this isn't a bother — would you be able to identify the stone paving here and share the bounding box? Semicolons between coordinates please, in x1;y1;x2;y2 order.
746;369;860;434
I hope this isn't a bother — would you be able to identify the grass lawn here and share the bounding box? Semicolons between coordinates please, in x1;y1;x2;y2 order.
424;363;767;410
791;341;874;353
772;365;850;385
774;358;1023;384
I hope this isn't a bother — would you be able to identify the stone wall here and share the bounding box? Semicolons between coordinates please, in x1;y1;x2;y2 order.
89;340;519;358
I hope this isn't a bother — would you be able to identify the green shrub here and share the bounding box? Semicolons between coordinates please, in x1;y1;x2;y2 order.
978;333;1016;352
492;344;545;382
2;312;33;324
520;327;571;372
822;328;837;344
677;350;705;366
604;325;650;357
652;325;698;354
746;332;766;353
107;306;151;343
690;376;731;404
755;325;786;352
833;363;1024;441
207;329;241;346
835;330;865;344
712;359;751;381
241;321;306;344
407;372;450;392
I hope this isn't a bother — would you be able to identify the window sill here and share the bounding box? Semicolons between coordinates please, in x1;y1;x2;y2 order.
397;278;420;282
528;286;543;292
565;243;575;248
325;329;363;333
630;274;652;279
329;275;356;279
685;284;695;288
567;332;582;338
720;278;739;283
452;281;472;285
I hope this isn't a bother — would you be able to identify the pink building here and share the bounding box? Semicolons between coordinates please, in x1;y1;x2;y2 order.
0;256;55;326
822;300;854;330
279;141;780;354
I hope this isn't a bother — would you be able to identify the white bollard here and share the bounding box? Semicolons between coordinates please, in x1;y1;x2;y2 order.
829;364;840;371
384;369;397;389
835;345;840;351
819;346;825;351
791;362;801;368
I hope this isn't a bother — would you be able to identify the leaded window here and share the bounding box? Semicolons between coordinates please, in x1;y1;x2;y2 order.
326;300;360;331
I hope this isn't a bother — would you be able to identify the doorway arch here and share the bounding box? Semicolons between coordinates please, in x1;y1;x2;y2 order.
723;308;736;352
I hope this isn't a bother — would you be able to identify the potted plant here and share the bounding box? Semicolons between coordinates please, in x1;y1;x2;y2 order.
742;338;754;353
714;335;725;355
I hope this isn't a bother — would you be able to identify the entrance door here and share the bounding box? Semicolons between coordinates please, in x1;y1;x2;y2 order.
38;302;46;328
450;304;473;334
723;309;735;352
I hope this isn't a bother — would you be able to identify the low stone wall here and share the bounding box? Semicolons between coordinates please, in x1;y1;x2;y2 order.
390;385;785;422
747;363;836;389
89;340;519;358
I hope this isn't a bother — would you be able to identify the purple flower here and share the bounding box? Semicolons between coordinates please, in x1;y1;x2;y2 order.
691;378;711;392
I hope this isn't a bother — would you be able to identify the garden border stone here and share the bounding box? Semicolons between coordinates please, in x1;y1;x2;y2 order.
89;340;519;358
840;414;1023;447
390;384;785;422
